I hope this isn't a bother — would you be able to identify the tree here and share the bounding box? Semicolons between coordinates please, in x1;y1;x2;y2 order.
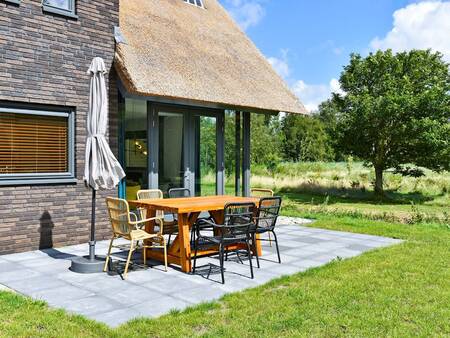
333;49;450;196
316;99;345;161
281;114;333;162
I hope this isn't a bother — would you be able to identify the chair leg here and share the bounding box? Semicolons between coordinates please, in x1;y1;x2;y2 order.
124;240;135;279
268;232;273;247
163;238;168;272
246;240;254;279
219;243;225;284
103;237;114;272
272;231;281;264
192;239;199;273
143;243;147;267
253;233;260;268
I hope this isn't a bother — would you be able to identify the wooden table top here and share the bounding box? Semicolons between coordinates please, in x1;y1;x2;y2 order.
129;195;260;213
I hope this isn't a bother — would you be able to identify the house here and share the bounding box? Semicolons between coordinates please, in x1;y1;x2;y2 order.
0;0;305;255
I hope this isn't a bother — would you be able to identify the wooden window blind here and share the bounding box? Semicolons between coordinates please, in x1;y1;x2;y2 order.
0;112;69;174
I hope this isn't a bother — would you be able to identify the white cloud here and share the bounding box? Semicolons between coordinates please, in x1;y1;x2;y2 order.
267;49;290;79
370;1;450;61
291;78;342;112
267;50;343;112
223;0;266;30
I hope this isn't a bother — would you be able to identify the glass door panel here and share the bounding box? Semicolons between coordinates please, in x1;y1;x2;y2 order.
158;112;184;195
124;98;148;199
195;115;217;196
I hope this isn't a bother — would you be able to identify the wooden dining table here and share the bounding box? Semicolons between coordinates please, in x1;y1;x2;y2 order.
128;195;261;273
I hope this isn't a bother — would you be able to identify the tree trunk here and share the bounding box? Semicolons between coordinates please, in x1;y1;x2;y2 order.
374;165;384;197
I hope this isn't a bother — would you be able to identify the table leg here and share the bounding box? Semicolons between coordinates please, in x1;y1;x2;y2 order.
178;213;192;273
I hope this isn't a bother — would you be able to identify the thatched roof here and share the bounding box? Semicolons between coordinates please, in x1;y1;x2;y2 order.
116;0;307;114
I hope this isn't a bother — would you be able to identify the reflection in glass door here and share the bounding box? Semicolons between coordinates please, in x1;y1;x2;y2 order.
158;112;184;195
123;98;148;199
195;115;217;196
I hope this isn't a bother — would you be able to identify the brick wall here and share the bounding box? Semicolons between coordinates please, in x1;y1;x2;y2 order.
0;0;120;254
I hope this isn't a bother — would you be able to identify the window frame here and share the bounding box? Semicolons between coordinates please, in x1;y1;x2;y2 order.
0;105;76;186
183;0;204;9
4;0;21;5
42;0;78;19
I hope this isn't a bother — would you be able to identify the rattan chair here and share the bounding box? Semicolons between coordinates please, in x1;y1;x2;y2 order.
252;196;282;268
104;197;168;279
250;188;274;197
137;189;179;246
192;202;256;284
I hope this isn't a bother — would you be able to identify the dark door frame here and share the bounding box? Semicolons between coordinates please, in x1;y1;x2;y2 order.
148;102;225;196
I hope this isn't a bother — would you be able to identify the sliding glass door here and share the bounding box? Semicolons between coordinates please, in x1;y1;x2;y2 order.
158;111;185;194
151;104;224;197
119;98;224;198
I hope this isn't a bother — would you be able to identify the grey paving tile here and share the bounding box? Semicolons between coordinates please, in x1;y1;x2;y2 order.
266;263;304;276
347;243;375;252
31;285;95;305
290;259;324;269
171;285;225;304
100;284;164;307
0;260;22;273
131;296;192;318
143;275;209;294
330;248;362;259
1;251;48;262
57;295;123;316
90;307;143;327
283;247;322;258
0;268;43;283
5;275;70;294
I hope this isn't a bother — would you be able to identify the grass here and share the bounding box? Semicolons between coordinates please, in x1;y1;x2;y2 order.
0;162;449;336
1;214;449;337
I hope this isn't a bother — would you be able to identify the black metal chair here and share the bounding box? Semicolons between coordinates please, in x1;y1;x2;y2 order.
192;202;256;284
168;188;191;198
252;196;282;268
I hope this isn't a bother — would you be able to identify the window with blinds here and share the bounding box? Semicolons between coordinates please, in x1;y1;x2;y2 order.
0;106;75;185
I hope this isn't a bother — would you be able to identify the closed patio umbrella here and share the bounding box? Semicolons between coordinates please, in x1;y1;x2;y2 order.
71;57;125;273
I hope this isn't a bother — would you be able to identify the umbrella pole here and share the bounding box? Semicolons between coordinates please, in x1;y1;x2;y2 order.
70;187;105;273
89;188;96;261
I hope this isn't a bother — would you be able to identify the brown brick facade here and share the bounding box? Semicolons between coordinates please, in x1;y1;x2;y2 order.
0;0;120;254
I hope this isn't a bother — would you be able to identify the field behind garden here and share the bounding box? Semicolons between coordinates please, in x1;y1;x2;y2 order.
250;161;449;224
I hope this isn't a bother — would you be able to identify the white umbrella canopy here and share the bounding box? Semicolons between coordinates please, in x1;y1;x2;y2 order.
84;57;125;190
71;57;125;273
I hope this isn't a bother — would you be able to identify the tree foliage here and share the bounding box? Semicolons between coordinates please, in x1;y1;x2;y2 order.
333;49;450;195
281;114;333;162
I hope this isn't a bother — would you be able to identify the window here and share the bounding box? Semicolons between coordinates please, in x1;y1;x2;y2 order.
4;0;21;5
183;0;204;8
0;105;75;186
42;0;77;18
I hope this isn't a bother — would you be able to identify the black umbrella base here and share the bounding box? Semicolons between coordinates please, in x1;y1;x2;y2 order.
70;255;106;274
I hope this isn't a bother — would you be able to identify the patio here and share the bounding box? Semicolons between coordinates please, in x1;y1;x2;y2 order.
0;217;401;327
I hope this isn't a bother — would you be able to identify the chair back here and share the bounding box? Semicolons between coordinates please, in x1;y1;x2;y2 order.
105;197;134;237
137;189;163;200
223;202;256;237
250;188;274;197
137;189;164;218
256;197;282;231
168;188;191;198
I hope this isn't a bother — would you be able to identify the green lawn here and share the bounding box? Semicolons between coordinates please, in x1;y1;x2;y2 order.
1;213;449;337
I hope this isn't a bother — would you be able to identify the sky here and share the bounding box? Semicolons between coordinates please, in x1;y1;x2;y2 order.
220;0;450;112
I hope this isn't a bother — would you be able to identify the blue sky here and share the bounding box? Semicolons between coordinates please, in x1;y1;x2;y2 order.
220;0;450;111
